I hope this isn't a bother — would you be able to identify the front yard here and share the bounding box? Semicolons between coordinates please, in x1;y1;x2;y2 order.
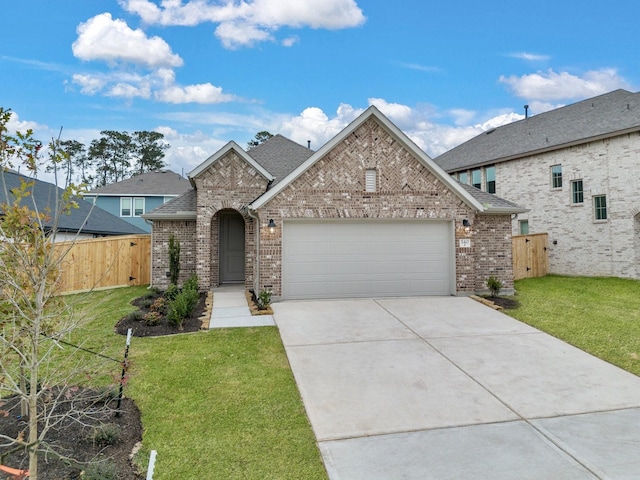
506;275;640;376
70;287;327;479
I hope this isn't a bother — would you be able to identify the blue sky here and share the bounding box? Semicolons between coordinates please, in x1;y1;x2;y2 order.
2;0;638;181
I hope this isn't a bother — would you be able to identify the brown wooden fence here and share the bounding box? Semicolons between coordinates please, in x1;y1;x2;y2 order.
55;234;151;294
512;233;549;280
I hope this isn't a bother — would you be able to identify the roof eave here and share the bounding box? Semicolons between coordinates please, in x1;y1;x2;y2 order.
478;206;529;215
141;211;197;221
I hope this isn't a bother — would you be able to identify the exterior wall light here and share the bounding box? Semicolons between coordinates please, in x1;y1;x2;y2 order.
268;218;276;234
462;219;471;227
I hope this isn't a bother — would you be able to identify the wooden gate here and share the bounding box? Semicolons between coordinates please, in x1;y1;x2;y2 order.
512;233;548;280
55;234;151;294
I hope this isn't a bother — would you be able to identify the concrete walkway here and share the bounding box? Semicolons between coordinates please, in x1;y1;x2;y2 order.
208;284;275;328
272;296;640;479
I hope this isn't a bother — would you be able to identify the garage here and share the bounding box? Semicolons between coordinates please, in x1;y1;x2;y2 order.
281;219;454;299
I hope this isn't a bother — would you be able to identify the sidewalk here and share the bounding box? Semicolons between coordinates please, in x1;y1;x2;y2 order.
208;285;275;328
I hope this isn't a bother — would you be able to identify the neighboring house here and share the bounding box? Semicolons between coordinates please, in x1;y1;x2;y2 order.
143;107;524;300
435;89;640;279
84;170;192;233
0;170;147;240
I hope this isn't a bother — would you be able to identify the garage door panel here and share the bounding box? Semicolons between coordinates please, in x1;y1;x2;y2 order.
282;220;453;299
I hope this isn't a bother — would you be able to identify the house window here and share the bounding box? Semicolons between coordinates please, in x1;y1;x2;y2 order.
458;172;468;184
551;165;562;188
134;197;145;216
485;166;496;194
365;169;377;192
121;197;145;217
120;198;132;217
594;195;607;220
519;220;529;235
571;180;584;204
472;169;481;189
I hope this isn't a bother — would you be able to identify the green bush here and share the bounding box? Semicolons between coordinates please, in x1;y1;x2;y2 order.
89;423;121;447
183;273;199;292
82;459;118;480
167;277;200;328
164;282;180;301
486;275;503;297
257;289;272;309
125;310;144;322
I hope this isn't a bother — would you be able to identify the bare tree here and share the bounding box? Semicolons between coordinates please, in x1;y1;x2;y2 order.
0;108;118;478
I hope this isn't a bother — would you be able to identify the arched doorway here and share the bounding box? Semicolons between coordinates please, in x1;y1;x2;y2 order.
219;210;245;283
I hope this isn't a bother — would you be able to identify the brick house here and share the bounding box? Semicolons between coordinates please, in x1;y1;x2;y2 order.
435;89;640;279
143;106;525;299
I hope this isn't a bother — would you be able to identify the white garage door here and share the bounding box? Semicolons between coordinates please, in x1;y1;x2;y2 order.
282;220;453;299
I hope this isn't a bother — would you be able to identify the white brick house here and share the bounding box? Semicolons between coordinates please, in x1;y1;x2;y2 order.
144;106;525;299
436;89;640;279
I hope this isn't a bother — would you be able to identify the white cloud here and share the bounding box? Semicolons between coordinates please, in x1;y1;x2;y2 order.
214;22;273;49
120;0;365;48
282;36;299;47
499;68;631;101
156;82;236;104
278;104;363;148
72;73;108;95
73;13;183;68
508;52;550;62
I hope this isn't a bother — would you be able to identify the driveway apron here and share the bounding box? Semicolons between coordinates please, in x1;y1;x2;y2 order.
272;297;640;479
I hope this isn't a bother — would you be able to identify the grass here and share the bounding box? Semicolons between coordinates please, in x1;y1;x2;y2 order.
506;275;640;376
68;286;327;480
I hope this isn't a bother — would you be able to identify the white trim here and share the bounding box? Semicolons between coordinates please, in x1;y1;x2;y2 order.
188;141;274;182
249;106;485;212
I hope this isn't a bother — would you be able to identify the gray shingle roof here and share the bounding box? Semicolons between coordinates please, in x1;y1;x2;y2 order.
435;89;640;172
0;171;147;235
142;189;196;219
456;181;526;212
246;134;315;186
87;169;191;195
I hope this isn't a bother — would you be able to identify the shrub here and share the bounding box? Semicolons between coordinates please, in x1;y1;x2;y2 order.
486;275;503;297
124;310;144;322
89;423;121;447
139;298;154;309
164;282;180;301
257;289;272;309
183;273;199;292
169;234;180;286
150;297;167;315
143;311;161;326
82;459;119;480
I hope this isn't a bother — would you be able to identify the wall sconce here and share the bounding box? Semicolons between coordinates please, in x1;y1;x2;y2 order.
462;219;471;227
268;218;276;234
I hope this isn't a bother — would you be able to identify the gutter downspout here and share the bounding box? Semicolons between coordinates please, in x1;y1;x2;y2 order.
246;207;261;294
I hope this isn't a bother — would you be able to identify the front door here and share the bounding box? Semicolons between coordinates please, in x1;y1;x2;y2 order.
219;211;245;283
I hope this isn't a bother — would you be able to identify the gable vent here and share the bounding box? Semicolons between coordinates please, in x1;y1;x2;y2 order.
365;169;377;192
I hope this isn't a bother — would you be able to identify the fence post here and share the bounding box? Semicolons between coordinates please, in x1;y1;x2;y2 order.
147;450;157;480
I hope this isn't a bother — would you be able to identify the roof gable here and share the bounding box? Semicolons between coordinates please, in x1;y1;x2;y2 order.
436;89;640;171
250;106;488;212
189;141;273;184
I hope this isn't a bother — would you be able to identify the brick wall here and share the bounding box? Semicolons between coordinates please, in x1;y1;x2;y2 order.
150;219;197;290
497;132;640;278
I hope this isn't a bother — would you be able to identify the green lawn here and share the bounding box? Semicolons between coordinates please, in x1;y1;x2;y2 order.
70;286;326;480
507;275;640;376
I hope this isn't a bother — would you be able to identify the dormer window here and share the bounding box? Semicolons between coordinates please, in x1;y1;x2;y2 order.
365;169;377;192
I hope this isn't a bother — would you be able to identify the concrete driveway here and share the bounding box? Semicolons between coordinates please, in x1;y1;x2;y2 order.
272;296;640;479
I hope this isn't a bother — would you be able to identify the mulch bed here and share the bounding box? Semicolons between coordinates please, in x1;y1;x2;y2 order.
0;390;143;479
484;295;520;309
115;291;207;337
